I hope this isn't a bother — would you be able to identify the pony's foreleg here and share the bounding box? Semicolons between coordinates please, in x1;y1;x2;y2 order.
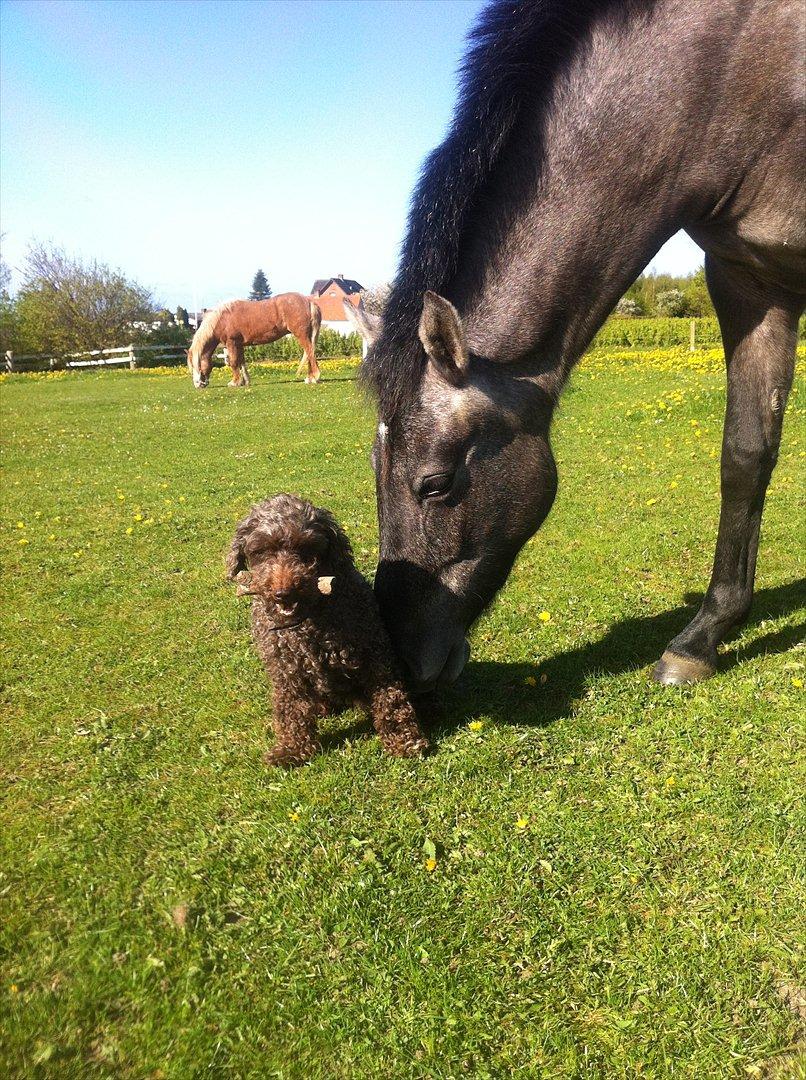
654;256;798;685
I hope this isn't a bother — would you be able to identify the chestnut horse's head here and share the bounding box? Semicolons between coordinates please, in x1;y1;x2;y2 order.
349;294;557;694
187;310;219;389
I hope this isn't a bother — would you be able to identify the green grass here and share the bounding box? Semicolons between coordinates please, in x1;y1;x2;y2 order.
1;351;804;1079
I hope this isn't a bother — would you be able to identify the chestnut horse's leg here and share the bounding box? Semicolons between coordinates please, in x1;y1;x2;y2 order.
654;255;800;685
298;334;320;385
226;339;250;388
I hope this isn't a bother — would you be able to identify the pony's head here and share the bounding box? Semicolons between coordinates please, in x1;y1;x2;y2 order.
351;293;558;694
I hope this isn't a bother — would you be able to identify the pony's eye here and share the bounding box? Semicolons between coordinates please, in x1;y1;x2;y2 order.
418;471;455;501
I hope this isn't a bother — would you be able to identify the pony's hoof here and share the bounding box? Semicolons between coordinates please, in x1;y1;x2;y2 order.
304;376;321;385
652;650;715;686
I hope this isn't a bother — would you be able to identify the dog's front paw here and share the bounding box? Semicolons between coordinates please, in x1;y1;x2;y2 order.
263;742;320;768
382;729;431;759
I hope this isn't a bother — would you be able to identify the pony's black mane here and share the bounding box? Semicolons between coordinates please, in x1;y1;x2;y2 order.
361;0;629;417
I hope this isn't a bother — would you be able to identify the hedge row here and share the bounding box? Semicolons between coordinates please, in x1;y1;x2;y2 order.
245;328;362;361
591;317;720;348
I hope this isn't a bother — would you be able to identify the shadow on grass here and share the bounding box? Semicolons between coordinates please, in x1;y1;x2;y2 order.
426;577;806;736
315;579;804;752
194;375;357;391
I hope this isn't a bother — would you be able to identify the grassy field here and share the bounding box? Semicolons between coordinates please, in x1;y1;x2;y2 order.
1;348;804;1078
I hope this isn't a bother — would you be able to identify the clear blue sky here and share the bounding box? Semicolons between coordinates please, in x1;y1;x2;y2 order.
0;0;702;309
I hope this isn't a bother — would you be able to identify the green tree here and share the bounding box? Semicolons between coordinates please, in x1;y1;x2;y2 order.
249;269;271;301
0;249;22;354
683;267;715;318
15;244;154;353
175;305;190;328
655;288;691;317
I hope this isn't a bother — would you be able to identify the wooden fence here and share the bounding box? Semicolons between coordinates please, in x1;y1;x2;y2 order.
3;343;232;374
3;344;363;374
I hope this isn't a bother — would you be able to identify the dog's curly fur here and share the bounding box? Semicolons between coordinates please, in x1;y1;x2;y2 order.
228;494;430;767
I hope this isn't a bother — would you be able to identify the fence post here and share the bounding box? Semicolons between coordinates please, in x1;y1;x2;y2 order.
128;343;136;370
5;350;13;372
689;319;696;352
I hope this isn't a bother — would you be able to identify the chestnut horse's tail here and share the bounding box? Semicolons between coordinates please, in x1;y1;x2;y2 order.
309;298;322;346
187;305;225;387
295;300;323;377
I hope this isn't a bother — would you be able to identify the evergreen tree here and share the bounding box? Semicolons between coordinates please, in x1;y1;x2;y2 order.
249;269;271;301
175;305;190;328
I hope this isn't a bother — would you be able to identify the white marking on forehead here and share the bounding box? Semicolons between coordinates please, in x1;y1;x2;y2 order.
377;421;388;441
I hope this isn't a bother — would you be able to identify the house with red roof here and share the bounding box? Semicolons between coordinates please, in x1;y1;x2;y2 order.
309;275;364;332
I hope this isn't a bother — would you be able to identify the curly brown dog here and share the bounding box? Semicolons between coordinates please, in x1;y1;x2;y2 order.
227;494;430;767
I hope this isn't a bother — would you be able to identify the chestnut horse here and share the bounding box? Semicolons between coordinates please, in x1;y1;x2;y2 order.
187;293;322;389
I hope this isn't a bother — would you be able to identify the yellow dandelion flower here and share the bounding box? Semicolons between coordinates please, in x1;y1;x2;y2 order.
178;496;186;503
525;675;537;686
792;678;804;689
125;527;134;535
670;480;678;489
16;521;24;529
17;538;29;545
288;811;300;822
538;611;551;622
468;720;484;731
515;816;529;830
133;513;143;522
646;498;657;506
425;857;437;872
48;534;55;541
117;494;125;501
665;776;676;788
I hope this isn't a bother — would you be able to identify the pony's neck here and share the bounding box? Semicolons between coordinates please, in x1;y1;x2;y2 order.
452;7;719;397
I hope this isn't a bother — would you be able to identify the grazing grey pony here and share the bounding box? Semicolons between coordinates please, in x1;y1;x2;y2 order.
347;0;804;693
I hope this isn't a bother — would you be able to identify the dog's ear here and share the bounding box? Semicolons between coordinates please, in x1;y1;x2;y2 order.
310;506;353;569
226;518;250;580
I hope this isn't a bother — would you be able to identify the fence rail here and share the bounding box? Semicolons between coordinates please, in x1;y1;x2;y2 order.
3;343;187;372
2;343;353;374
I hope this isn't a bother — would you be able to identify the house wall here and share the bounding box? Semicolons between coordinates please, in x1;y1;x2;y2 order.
320;319;358;336
311;285;362;322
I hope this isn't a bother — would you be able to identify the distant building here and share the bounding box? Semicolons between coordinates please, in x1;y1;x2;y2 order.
309;275;364;333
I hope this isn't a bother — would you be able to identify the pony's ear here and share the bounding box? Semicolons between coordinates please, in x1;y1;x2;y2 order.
226;521;249;580
418;291;468;387
343;300;381;345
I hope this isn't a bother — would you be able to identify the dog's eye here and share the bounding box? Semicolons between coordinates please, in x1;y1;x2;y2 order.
418;471;455;502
